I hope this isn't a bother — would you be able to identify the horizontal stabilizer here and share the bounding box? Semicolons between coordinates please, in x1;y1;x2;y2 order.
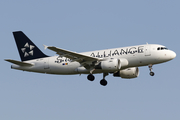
5;59;33;66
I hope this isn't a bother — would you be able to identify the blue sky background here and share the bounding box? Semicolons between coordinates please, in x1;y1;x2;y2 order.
1;0;180;120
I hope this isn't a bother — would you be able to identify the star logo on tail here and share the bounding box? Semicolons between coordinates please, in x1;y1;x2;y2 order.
21;42;35;57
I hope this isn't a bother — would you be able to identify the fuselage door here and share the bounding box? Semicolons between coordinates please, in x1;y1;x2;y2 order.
145;45;151;56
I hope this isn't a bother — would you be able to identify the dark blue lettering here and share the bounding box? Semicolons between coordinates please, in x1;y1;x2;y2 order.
129;47;136;54
112;50;119;56
138;46;144;53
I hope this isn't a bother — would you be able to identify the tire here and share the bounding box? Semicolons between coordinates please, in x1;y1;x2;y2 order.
100;79;107;86
150;72;155;76
87;74;95;81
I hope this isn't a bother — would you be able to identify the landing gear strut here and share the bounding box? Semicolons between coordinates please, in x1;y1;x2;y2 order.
148;64;155;76
87;69;95;81
100;73;108;86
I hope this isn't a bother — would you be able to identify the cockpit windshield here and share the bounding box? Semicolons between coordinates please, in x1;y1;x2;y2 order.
157;47;168;50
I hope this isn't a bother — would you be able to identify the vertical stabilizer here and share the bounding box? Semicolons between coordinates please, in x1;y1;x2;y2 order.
13;31;48;61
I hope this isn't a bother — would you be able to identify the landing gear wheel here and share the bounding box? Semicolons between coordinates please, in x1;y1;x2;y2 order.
87;74;95;81
150;72;155;76
100;79;107;86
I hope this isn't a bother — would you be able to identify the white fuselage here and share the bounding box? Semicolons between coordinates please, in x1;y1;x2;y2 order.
11;44;176;75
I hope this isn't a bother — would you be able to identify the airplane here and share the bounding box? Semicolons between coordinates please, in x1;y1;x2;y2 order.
5;31;176;86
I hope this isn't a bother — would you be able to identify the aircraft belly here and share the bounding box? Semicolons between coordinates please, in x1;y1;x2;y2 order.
48;61;80;74
126;55;140;67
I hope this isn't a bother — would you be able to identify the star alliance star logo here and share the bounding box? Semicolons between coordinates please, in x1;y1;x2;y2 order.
21;42;35;57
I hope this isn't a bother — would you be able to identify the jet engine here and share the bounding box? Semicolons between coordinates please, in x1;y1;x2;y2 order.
113;67;139;78
95;58;121;72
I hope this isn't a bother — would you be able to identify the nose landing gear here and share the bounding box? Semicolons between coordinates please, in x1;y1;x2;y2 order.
149;64;155;76
150;71;155;76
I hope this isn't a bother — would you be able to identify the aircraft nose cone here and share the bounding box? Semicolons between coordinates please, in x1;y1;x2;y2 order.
170;51;176;59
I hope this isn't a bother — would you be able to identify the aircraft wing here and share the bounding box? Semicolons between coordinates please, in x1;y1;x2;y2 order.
44;45;100;63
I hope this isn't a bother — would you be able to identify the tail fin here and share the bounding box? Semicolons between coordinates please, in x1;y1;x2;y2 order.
13;31;48;61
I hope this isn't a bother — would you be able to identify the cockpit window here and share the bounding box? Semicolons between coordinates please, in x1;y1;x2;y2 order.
157;47;168;50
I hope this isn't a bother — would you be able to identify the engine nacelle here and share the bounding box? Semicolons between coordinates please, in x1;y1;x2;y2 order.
95;58;121;72
113;67;139;79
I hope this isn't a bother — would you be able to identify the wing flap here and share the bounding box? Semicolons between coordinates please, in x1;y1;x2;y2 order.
5;59;33;66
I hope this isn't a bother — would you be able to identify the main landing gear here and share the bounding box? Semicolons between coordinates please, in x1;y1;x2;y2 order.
87;73;109;86
100;73;108;86
148;64;155;76
87;69;95;81
87;74;95;81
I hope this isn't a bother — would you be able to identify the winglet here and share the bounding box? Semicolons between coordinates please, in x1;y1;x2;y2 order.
43;45;48;50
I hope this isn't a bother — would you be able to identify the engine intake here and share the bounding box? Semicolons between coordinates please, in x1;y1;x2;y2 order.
113;67;139;79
